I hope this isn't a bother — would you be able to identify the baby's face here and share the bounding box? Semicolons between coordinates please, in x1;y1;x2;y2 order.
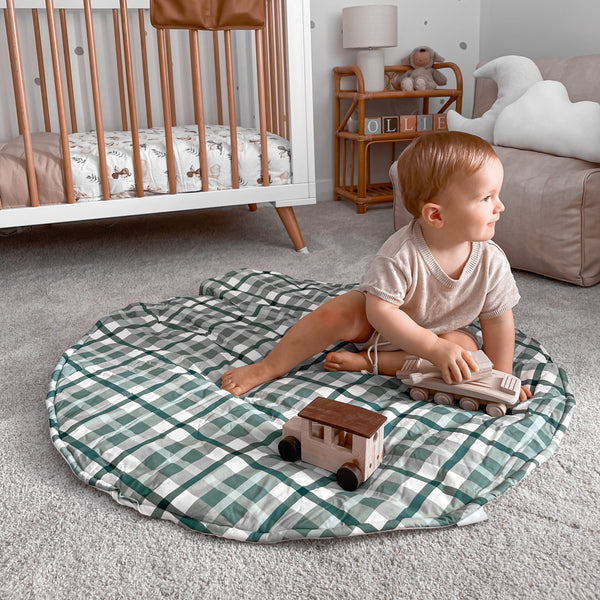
436;158;505;242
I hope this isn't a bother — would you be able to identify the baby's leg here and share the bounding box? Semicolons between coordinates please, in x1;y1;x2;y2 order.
324;349;410;375
221;290;373;396
325;329;479;375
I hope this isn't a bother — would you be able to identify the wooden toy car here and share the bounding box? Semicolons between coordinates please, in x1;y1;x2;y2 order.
278;396;387;491
396;350;521;417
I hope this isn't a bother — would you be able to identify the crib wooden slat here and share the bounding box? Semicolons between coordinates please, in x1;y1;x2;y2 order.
267;0;277;135
273;0;285;138
4;0;40;207
165;29;176;126
156;28;177;194
138;9;152;128
84;0;110;200
112;9;128;131
260;24;271;133
5;12;22;135
224;30;239;189
45;0;74;204
32;9;51;132
189;30;209;192
59;8;77;133
255;28;269;188
281;0;290;140
212;31;223;125
119;0;144;197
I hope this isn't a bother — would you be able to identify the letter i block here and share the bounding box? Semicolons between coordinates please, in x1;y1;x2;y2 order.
382;116;399;133
434;113;448;131
365;117;381;134
417;115;433;132
400;115;417;133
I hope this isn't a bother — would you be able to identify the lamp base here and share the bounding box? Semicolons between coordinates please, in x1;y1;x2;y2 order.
357;49;385;92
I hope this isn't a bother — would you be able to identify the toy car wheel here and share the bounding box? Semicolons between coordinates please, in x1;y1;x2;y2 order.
459;397;479;412
486;403;507;418
433;392;453;405
336;463;363;491
410;387;429;402
278;436;301;462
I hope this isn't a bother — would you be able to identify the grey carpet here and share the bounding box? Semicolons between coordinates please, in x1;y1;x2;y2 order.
1;200;598;600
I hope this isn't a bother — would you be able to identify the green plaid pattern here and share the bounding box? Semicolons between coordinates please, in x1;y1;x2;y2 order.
46;269;574;542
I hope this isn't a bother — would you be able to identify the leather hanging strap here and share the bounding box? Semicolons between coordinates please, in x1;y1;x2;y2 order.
150;0;266;30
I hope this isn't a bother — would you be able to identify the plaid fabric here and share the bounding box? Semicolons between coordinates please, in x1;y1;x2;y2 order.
46;269;575;542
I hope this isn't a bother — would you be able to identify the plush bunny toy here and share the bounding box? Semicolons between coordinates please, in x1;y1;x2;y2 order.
395;46;447;91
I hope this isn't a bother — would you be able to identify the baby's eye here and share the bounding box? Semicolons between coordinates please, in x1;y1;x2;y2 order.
481;196;491;202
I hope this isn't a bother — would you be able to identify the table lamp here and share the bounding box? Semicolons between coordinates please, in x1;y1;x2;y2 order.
342;5;398;92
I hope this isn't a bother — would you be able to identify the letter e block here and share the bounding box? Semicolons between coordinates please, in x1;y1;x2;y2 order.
365;117;381;134
382;116;399;133
434;114;448;131
417;115;433;131
400;115;417;133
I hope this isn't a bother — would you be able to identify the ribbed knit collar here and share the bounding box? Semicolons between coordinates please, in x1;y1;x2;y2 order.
412;220;481;288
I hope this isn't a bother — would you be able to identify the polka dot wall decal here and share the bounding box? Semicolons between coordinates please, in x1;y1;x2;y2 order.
74;46;84;55
459;42;468;49
34;77;40;86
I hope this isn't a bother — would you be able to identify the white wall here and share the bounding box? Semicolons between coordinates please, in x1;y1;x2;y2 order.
309;0;600;201
309;0;481;201
480;0;600;61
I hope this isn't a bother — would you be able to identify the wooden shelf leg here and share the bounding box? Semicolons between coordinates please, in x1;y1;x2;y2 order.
275;206;308;253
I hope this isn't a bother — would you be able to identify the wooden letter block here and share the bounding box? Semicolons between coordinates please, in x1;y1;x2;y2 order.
400;115;417;133
382;116;399;133
433;113;448;131
365;117;381;134
417;115;433;132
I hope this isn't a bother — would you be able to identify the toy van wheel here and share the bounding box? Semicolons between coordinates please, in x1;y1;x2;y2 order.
486;403;507;418
459;397;479;412
410;387;429;402
336;463;363;491
433;392;453;405
278;436;301;461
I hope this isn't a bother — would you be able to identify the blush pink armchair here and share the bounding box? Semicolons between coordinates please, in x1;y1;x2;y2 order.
391;54;600;286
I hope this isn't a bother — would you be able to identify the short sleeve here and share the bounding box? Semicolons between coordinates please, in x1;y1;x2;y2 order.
359;255;410;306
479;246;520;320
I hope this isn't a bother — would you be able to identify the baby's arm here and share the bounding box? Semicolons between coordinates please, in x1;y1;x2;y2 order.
480;310;532;401
364;292;477;383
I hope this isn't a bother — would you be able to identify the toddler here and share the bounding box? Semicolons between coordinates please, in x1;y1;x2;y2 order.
222;131;531;402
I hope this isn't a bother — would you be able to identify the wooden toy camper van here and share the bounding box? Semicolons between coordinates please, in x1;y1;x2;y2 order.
278;396;387;491
396;350;521;417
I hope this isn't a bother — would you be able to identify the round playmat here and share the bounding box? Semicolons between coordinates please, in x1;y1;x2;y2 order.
46;269;574;542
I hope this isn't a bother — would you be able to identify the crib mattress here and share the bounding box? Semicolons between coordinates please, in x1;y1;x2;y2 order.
0;125;290;208
46;269;575;542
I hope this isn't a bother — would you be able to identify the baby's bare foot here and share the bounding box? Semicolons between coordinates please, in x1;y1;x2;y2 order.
221;362;277;396
324;350;372;373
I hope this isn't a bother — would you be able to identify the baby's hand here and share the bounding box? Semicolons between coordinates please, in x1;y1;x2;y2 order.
429;338;478;384
519;385;532;403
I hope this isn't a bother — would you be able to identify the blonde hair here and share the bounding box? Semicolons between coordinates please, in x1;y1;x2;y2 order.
397;131;499;218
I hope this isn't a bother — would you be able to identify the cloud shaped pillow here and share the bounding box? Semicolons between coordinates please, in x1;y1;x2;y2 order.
447;56;542;143
493;80;600;163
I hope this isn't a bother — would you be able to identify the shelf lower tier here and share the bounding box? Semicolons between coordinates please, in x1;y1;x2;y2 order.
334;182;393;214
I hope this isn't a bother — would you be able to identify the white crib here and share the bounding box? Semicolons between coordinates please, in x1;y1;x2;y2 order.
0;0;315;251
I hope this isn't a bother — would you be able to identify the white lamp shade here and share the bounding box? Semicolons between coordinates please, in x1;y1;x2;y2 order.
342;5;398;49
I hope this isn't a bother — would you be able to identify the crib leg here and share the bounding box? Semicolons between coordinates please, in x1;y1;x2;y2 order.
275;206;308;253
248;203;258;211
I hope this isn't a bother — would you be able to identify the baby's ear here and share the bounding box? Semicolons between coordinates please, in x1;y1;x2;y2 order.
421;202;444;228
